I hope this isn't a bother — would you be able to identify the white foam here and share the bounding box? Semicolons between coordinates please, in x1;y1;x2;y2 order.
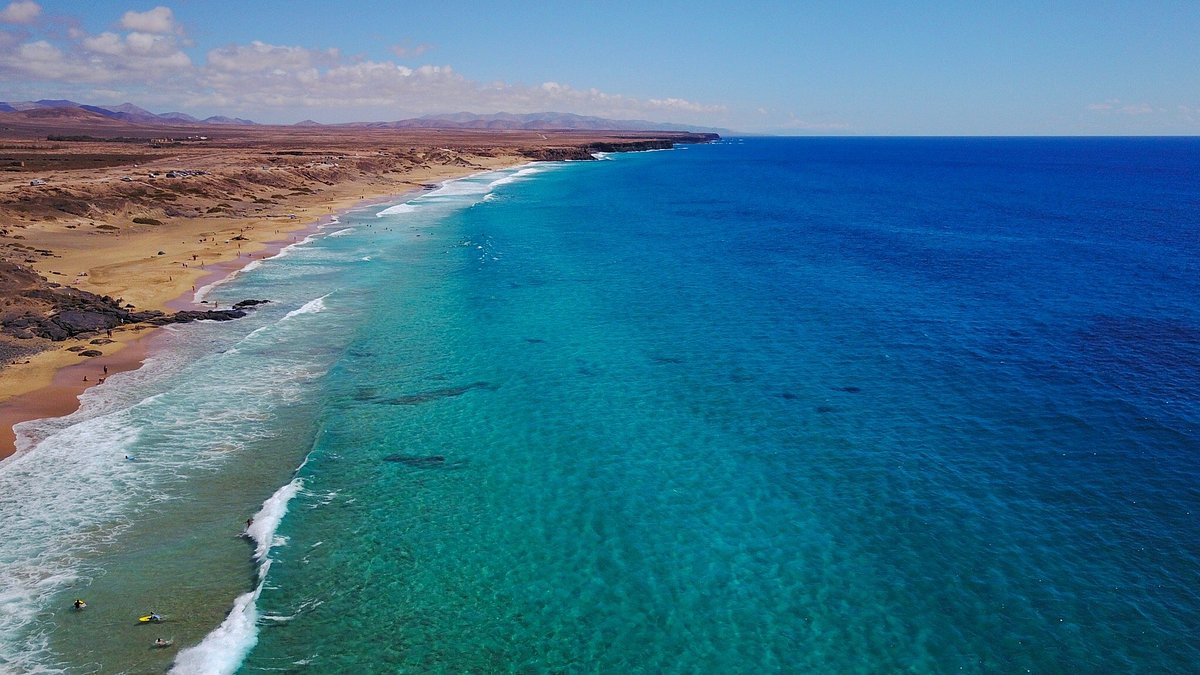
259;597;323;624
220;293;334;354
192;278;223;305
193;229;323;305
172;475;304;674
376;202;417;216
283;293;330;321
327;227;355;237
1;156;578;672
375;163;560;223
245;477;303;562
168;569;265;675
0;409;149;667
487;164;554;189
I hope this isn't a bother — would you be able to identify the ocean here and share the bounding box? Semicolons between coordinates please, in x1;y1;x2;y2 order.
0;137;1197;673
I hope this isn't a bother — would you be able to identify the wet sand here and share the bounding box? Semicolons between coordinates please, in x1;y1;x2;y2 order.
0;121;710;461
0;184;453;459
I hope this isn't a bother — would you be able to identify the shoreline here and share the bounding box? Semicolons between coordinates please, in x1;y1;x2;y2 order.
0;178;478;461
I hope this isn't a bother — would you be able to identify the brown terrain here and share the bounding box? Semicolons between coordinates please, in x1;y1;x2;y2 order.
0;106;716;456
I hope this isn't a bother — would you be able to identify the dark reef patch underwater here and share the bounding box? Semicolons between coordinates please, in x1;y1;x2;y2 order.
1;138;1197;673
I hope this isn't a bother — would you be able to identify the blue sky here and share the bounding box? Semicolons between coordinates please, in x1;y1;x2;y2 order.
1;0;1197;134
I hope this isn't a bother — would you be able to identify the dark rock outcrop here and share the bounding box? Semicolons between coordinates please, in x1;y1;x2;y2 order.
0;261;268;362
520;134;719;161
233;299;269;309
145;307;264;325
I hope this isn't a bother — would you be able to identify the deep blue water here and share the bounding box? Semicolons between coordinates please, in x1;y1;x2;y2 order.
237;138;1200;672
3;138;1197;673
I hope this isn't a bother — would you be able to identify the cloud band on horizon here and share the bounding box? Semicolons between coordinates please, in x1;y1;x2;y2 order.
0;2;725;125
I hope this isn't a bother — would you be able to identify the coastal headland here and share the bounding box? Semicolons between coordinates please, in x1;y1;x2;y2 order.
0;108;716;458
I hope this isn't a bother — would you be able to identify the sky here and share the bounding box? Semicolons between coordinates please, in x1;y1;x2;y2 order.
1;0;1197;134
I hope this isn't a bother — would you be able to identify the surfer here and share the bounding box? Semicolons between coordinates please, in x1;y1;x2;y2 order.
72;599;86;610
153;637;172;648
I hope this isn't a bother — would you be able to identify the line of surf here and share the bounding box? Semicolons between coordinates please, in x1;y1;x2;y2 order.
170;456;309;675
223;292;333;354
191;211;347;306
376;162;563;219
170;157;590;673
192;228;323;306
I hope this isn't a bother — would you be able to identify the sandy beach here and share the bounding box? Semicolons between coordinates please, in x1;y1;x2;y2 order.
0;113;711;458
0;191;407;457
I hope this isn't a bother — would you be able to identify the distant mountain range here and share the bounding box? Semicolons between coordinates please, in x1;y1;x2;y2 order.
333;111;728;134
0;99;256;126
0;99;727;133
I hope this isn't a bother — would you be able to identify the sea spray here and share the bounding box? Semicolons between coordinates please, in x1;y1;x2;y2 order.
0;409;148;667
375;162;563;220
193;227;327;305
166;163;558;672
170;476;304;675
0;161;555;672
282;293;331;320
239;138;1200;672
12;144;1191;671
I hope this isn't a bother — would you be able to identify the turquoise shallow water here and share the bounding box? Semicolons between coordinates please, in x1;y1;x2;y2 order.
2;139;1199;673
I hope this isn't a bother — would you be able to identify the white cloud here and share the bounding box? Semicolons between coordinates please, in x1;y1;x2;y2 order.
183;43;724;122
78;29;190;71
0;16;190;83
390;43;431;59
120;6;178;34
0;39;71;80
779;113;849;131
80;31;123;56
0;0;39;24
647;97;723;113
207;41;339;73
1119;102;1153;115
1087;99;1154;115
0;8;725;126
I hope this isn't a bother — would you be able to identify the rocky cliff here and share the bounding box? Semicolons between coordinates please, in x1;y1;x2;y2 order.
519;134;719;161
